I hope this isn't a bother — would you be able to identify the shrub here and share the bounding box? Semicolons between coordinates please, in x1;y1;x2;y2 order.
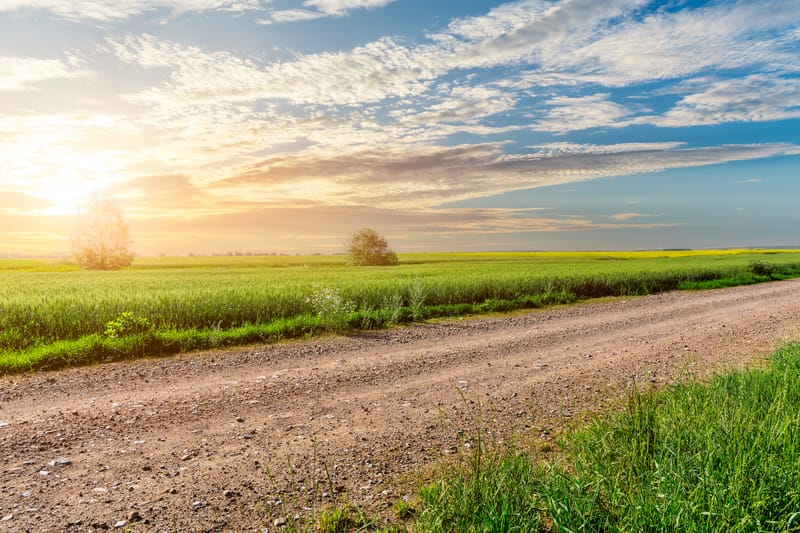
104;312;152;339
749;259;776;277
345;228;398;266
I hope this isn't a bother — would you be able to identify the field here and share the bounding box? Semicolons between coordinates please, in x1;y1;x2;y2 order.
2;249;800;374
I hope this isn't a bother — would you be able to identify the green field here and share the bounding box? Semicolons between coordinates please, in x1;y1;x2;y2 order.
2;249;800;375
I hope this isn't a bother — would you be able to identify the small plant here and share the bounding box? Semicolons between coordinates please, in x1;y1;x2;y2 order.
104;312;152;339
749;259;776;277
382;292;403;326
307;287;355;333
207;320;224;347
393;498;416;520
318;505;365;533
408;280;426;321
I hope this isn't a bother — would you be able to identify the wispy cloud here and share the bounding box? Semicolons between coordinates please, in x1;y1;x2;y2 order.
608;212;652;221
533;93;635;133
653;74;800;127
395;85;517;125
0;191;52;212
305;0;396;12
0;0;272;22
215;142;800;208
110;34;439;106
259;0;397;24
0;56;92;91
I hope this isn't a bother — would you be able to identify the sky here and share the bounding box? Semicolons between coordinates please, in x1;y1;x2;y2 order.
0;0;799;256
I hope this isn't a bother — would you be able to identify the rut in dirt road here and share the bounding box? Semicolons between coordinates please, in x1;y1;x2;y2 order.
1;280;799;531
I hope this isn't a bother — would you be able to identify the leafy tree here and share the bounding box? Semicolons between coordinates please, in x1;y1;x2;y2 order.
345;228;398;266
71;195;134;270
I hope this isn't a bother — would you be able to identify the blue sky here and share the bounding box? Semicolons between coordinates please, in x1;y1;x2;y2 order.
0;0;798;255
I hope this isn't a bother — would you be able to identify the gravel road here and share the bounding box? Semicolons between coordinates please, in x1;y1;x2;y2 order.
1;280;799;531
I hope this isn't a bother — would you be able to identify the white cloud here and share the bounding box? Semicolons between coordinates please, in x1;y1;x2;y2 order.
533;94;635;133
0;56;92;91
529;142;686;156
258;9;323;24
260;0;397;24
304;0;396;14
654;75;800;127
0;0;272;22
111;34;441;106
396;85;517;125
439;0;552;42
496;0;800;89
462;0;650;69
608;212;651;221
546;1;800;86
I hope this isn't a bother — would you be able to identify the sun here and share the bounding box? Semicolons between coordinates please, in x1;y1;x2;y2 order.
35;168;105;215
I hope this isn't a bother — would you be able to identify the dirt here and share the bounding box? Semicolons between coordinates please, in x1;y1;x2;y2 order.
1;280;799;532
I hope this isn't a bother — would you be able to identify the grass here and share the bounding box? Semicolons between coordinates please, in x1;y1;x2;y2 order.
411;342;800;532
2;250;800;375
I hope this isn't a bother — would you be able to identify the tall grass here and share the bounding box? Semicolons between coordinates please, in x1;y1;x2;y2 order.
2;251;800;374
414;343;800;532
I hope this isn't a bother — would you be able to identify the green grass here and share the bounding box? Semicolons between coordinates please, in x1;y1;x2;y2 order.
2;250;800;375
413;343;800;532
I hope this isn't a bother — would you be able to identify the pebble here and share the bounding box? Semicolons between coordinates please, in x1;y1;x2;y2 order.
49;457;72;467
274;517;287;527
0;420;9;428
113;520;127;528
127;510;142;522
1;514;13;522
192;501;204;511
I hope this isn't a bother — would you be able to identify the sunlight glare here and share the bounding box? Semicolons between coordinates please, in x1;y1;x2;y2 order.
36;168;104;215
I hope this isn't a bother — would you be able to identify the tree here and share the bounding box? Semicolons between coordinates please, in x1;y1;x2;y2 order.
71;194;134;270
345;228;398;266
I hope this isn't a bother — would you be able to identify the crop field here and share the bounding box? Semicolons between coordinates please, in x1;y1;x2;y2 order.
2;249;800;374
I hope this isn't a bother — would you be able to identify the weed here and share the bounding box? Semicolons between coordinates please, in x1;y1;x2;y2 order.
381;292;403;326
407;279;427;322
749;259;777;277
307;287;355;333
393;499;416;520
103;312;152;339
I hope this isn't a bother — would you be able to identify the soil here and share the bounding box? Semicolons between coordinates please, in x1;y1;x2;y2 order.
2;280;800;532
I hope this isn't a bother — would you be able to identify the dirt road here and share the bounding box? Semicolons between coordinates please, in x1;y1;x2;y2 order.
2;280;799;531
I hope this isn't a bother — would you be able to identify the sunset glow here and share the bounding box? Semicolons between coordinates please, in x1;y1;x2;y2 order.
1;1;799;256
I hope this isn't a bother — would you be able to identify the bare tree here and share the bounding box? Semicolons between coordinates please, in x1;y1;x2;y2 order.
71;195;134;270
345;228;398;266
